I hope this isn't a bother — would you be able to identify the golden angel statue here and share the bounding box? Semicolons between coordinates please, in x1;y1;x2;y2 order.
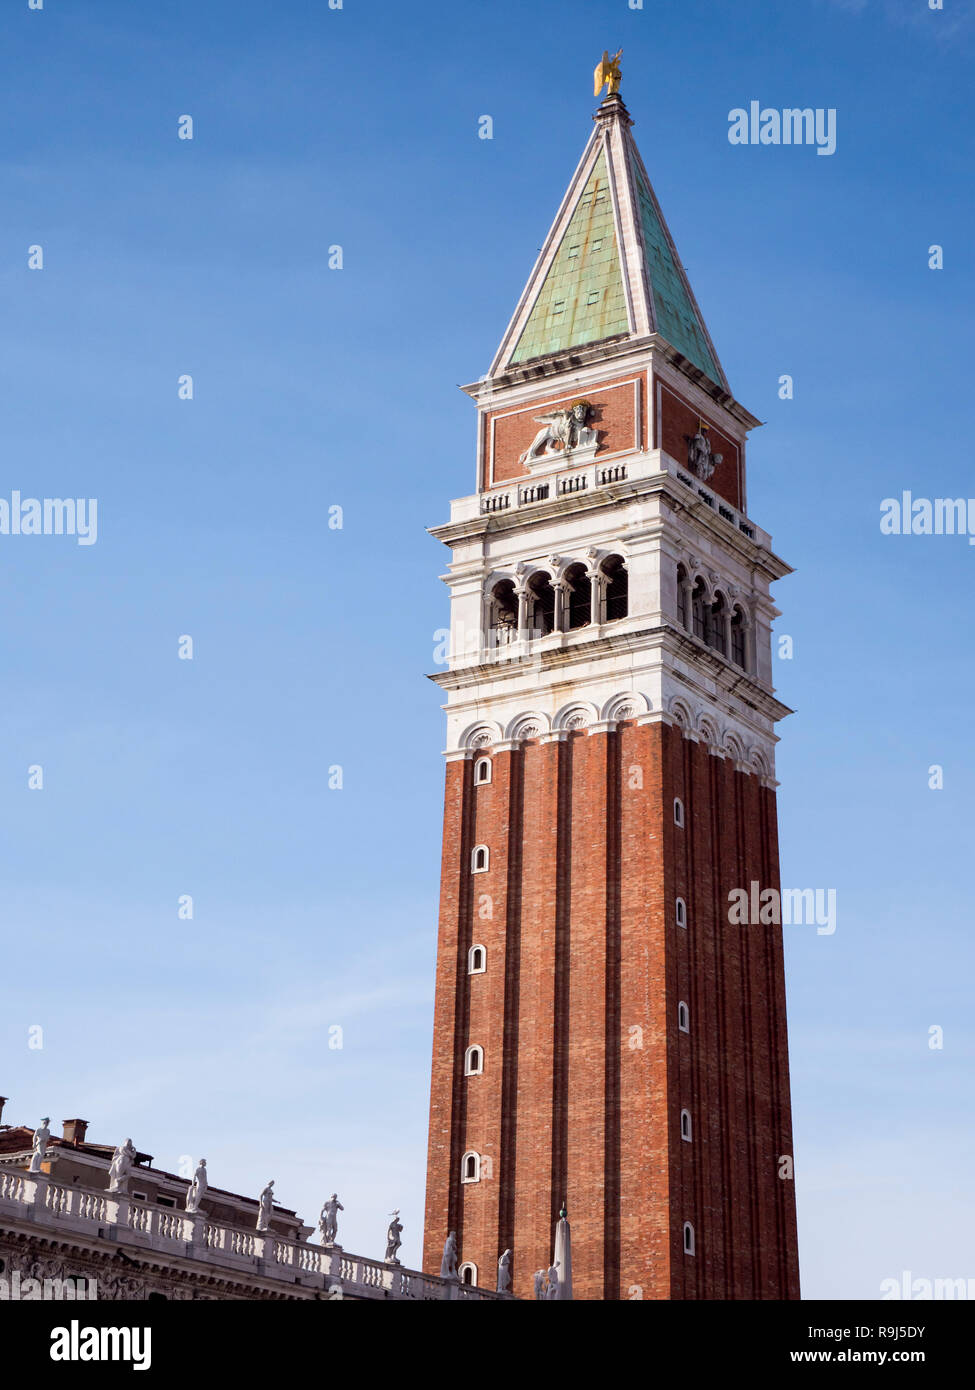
594;48;623;98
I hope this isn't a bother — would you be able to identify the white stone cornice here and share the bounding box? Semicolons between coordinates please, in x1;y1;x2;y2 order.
467;339;657;408
430;625;791;730
634;709;666;726
466;338;757;433
651;355;754;442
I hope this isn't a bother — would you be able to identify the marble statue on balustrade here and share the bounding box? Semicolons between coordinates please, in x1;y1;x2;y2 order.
385;1210;403;1264
497;1249;512;1294
440;1231;458;1281
107;1139;137;1193
185;1159;208;1214
318;1193;344;1246
28;1118;51;1174
533;1269;546;1300
256;1180;275;1231
546;1263;560;1300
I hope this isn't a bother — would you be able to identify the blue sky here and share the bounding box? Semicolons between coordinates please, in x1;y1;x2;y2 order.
1;0;972;1295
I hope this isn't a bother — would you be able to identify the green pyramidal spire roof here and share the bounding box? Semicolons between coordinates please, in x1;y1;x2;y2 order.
510;152;629;364
491;95;727;390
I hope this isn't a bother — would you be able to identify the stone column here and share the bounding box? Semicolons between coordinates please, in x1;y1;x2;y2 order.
516;585;529;642
553;579;570;633
680;574;694;631
589;570;603;627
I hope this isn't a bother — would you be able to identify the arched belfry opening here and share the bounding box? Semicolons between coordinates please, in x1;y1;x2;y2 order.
565;563;592;629
489;578;518;645
528;571;556;636
602;554;628;622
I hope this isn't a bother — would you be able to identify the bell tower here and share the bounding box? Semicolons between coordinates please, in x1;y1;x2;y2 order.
422;82;800;1301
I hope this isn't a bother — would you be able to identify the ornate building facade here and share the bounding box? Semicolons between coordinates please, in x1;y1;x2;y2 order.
423;87;800;1300
0;1107;500;1301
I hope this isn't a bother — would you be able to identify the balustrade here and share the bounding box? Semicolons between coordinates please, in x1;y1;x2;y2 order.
0;1170;505;1299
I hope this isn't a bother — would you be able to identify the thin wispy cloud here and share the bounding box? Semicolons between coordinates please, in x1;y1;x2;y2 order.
823;0;974;36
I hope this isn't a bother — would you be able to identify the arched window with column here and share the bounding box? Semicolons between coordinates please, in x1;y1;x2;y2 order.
458;1262;478;1287
691;579;708;640
564;562;592;630
602;554;628;622
731;605;747;669
528;571;555;636
708;591;728;656
489;578;518;647
461;1151;480;1183
676;564;689;630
